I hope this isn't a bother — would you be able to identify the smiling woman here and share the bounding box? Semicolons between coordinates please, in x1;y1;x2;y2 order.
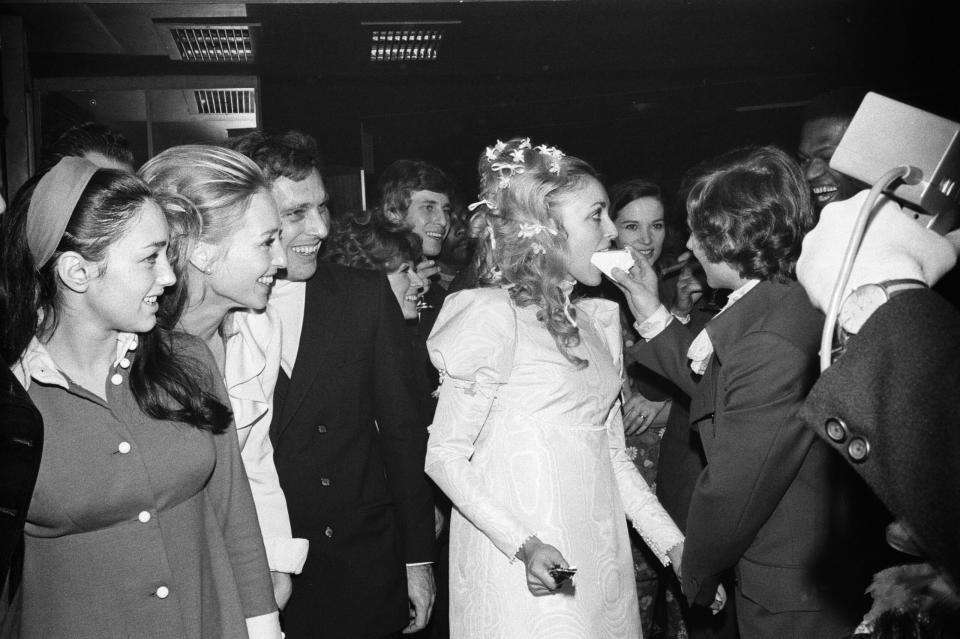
322;212;426;320
140;145;306;613
0;158;279;638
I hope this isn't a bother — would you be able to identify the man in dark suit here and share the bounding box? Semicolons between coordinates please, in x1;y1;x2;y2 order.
614;146;876;638
231;131;436;638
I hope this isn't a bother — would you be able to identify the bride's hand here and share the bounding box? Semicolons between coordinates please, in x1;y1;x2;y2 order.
517;536;569;596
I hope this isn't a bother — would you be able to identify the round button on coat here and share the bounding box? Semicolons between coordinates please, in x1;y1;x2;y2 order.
847;437;871;462
324;526;334;538
110;373;123;386
824;418;848;443
138;511;151;523
155;586;169;599
118;441;131;454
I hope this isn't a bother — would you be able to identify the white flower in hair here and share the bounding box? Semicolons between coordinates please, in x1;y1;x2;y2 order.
518;138;532;150
510;148;526;163
535;144;565;175
518;222;558;239
529;242;546;256
485;146;498;162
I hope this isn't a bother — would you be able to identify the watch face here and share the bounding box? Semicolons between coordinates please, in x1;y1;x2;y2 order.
839;284;889;335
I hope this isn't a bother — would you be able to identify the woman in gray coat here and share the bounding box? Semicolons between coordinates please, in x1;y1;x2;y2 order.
0;157;279;638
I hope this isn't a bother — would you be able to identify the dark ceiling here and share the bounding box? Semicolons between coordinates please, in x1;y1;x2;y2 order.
3;0;955;197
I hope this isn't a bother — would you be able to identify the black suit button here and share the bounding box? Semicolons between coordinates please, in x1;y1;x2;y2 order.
321;478;331;487
824;418;848;443
324;526;334;538
847;437;870;462
317;425;328;434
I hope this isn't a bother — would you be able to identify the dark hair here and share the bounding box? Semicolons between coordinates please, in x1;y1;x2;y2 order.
226;130;323;183
376;159;456;227
682;145;814;282
40;122;135;172
0;168;230;432
802;87;866;125
323;211;422;272
609;177;687;268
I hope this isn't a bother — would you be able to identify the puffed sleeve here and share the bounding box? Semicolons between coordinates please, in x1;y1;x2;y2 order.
424;288;534;560
585;299;685;565
180;336;279;630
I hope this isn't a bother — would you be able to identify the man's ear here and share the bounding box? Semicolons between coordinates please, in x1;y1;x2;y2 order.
55;252;96;293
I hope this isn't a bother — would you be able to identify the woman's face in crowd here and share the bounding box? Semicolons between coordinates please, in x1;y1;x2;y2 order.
614;196;666;265
387;260;426;320
84;200;175;334
203;189;285;312
557;176;616;286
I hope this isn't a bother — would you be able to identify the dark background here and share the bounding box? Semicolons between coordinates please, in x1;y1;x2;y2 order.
4;0;956;201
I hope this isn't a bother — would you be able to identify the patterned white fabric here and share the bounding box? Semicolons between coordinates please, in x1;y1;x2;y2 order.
426;288;683;639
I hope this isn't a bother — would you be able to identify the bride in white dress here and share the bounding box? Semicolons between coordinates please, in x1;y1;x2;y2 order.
425;138;685;638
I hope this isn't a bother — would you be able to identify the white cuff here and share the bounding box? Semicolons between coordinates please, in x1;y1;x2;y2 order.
634;305;673;340
406;562;435;567
245;611;282;639
265;537;310;574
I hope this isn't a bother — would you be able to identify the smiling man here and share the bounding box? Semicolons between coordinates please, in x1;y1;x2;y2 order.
230;131;436;639
798;88;869;213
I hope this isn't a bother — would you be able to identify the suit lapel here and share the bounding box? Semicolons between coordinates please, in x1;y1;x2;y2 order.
690;281;788;423
275;265;346;438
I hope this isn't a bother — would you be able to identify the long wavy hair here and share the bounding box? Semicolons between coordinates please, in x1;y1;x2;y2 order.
470;137;601;368
139;145;269;327
0;167;231;432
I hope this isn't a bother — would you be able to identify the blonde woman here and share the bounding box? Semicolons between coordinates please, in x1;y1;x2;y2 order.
140;146;307;609
425;138;687;638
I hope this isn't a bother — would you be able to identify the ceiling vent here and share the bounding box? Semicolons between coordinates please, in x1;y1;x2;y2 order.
363;21;459;63
193;89;256;116
155;21;259;63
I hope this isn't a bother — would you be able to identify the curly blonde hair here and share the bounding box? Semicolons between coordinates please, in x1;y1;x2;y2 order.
471;137;600;368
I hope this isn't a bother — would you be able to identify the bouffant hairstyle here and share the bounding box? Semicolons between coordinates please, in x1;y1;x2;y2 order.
323;211;422;273
682;145;815;283
138;144;269;324
470;137;601;368
0;165;230;433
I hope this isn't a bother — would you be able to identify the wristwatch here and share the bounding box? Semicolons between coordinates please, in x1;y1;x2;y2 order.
837;278;927;337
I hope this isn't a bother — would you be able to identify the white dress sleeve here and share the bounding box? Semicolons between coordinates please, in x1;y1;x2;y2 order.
586;298;685;566
424;289;536;561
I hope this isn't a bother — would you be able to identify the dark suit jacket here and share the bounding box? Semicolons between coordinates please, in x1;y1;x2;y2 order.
270;264;435;638
633;280;870;629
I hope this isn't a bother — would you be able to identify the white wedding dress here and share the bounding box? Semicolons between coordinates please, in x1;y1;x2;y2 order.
426;288;684;639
